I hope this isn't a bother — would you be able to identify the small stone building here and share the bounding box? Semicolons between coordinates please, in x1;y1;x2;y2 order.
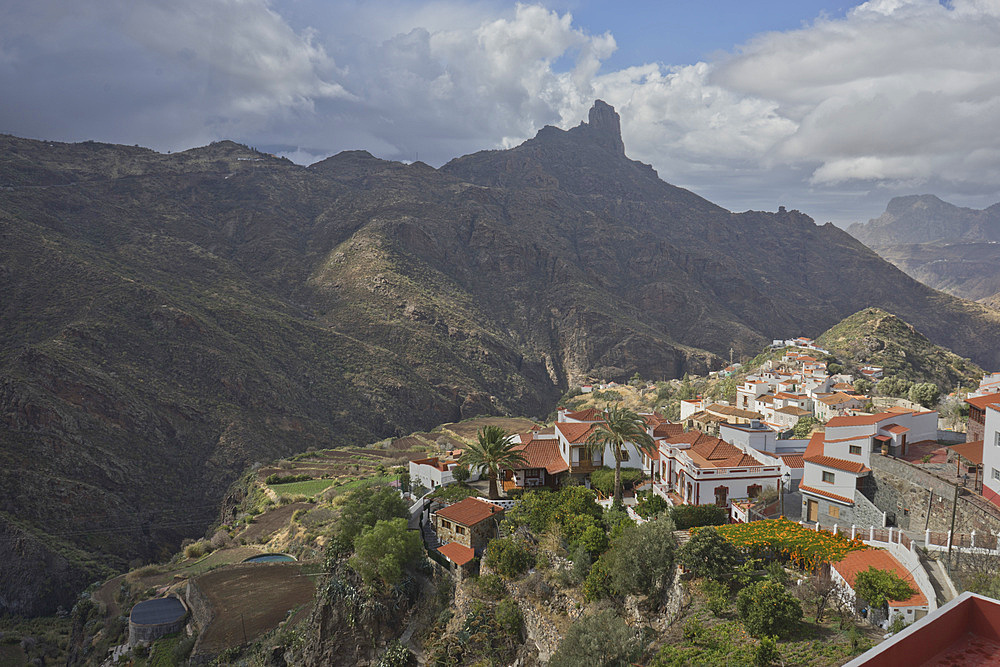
433;496;504;552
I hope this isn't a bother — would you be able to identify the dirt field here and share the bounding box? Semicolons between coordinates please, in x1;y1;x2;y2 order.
239;503;313;543
257;448;417;482
440;417;539;439
194;563;317;654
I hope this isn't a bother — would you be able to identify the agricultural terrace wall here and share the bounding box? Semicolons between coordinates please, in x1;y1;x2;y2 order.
184;580;215;656
868;456;1000;537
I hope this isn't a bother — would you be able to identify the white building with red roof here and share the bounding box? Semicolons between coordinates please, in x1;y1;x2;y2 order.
831;548;930;628
500;428;569;491
801;408;938;525
653;430;782;507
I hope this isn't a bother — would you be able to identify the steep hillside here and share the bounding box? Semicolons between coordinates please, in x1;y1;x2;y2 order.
847;195;1000;300
815;308;984;389
5;102;1000;614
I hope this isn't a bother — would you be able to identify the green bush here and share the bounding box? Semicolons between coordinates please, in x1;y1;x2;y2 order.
549;609;641;667
668;504;728;530
266;473;312;485
582;556;614;602
349;518;422;588
483;537;533;579
632;494;671;519
678;527;740;579
735;580;802;638
700;578;729;616
604;516;677;601
331;486;409;554
494;598;523;640
754;635;780;667
908;382;941;408
376;641;414;667
476;574;506;600
590;467;644;496
854;566;916;608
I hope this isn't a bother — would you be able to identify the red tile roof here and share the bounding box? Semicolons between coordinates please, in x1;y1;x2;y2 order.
435;497;504;526
411;457;451;472
510;438;569;474
776;406;811;416
947;440;984;465
833;549;927;607
826;412;891;427
883;424;909;434
678;433;767;469
804;431;870;474
965;394;1000;410
563;407;603;422
437;542;476;566
555;421;603;444
653;422;684;438
779;454;804;468
799;484;855;505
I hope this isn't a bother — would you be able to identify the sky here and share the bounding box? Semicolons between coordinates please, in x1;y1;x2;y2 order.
3;0;1000;226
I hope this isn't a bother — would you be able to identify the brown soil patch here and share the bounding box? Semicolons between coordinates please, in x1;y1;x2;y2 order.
239;503;313;543
442;417;539;439
391;435;432;450
193;563;316;654
93;574;125;618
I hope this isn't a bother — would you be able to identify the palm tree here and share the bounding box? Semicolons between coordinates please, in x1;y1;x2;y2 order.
461;425;528;499
585;405;653;508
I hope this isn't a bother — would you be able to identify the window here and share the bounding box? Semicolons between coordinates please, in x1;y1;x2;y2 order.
849;445;862;456
456;525;466;535
829;505;840;519
822;471;835;484
993;468;1000;481
996;432;1000;447
441;520;451;530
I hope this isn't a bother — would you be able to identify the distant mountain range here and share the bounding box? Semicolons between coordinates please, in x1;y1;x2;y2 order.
848;194;1000;302
4;101;1000;615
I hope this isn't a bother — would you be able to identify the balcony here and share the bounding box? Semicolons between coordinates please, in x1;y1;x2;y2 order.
568;460;601;475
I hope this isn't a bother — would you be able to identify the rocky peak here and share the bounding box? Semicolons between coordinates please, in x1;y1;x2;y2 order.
583;99;625;156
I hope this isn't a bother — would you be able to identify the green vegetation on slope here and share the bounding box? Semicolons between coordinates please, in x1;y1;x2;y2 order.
815;307;983;391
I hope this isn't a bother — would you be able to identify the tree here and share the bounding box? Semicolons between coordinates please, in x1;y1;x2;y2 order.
735;580;802;638
349;518;422;588
854;566;916;610
549;609;642;667
585;405;653;507
452;464;470;484
793;416;820;439
334;486;410;553
908;382;941;408
461;425;527;499
677;527;740;580
878;376;912;398
483;537;533;578
668;504;728;530
794;569;839;623
853;377;874;395
604;515;678;603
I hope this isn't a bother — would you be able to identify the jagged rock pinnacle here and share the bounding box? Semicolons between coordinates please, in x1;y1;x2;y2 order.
587;99;625;155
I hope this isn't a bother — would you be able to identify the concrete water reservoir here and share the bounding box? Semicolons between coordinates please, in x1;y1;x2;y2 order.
242;553;296;563
128;595;188;646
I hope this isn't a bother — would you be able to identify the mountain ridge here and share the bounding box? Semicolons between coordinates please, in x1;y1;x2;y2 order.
4;102;1000;615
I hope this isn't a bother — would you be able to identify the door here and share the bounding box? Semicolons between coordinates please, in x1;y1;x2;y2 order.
807;499;819;522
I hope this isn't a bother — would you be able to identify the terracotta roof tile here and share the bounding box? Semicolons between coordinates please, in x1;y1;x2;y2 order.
799;484;855;505
653;422;684;438
435;497;504;526
510;438;569;475
883;424;909;434
555;421;603;444
437;542;476;566
563;407;603;422
833;549;927;607
965;394;1000;410
779;454;804;468
947;440;984;465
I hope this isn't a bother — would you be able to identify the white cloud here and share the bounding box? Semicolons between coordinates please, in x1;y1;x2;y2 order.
3;0;1000;223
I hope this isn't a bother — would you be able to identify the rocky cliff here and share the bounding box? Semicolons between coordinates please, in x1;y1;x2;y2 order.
4;103;1000;614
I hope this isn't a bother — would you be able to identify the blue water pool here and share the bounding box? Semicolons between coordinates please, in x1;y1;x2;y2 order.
243;553;296;563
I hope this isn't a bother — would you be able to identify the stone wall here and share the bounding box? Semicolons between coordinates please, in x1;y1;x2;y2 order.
868;455;1000;537
852;490;886;529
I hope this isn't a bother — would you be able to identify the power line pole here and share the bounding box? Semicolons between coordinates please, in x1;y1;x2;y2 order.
947;483;959;574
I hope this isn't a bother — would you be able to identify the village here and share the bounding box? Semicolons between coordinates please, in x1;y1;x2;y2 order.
405;338;1000;663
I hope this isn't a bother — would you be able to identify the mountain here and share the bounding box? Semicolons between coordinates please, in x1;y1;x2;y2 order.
815;308;983;390
847;195;1000;300
5;101;1000;614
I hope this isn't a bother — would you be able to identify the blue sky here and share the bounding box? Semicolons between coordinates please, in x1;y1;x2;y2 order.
2;0;999;225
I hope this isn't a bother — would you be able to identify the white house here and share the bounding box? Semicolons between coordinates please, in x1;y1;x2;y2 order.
801;408;938;525
981;403;1000;509
831;548;930;628
409;455;480;490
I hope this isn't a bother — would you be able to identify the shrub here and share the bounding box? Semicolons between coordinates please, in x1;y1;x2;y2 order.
700;578;729;616
590;467;644;496
494;598;523;640
632;494;670;519
483;537;533;579
332;486;409;553
376;641;414;667
549;609;641;667
604;516;677;601
582;556;614;602
887;613;909;634
908;382;941;408
753;635;780;667
266;473;312;485
854;566;916;608
668;504;728;530
183;540;213;560
451;465;470;484
678;527;740;580
793;416;820;439
349;518;422;588
476;574;505;600
735;580;802;638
